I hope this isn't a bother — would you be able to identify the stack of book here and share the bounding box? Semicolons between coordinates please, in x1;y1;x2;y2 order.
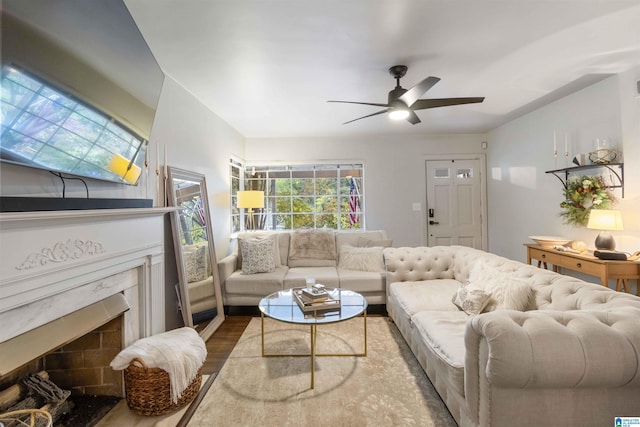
293;287;341;313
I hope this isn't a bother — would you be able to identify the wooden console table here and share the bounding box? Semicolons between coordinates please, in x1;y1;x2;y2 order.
525;244;640;295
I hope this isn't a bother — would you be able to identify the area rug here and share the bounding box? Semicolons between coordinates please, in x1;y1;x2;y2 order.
189;317;457;426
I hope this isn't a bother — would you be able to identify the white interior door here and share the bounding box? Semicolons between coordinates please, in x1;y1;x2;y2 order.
426;159;483;248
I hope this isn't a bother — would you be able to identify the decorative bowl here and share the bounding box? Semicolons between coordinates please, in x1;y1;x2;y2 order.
529;236;572;248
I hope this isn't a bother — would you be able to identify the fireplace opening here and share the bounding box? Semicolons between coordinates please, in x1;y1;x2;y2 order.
0;301;129;426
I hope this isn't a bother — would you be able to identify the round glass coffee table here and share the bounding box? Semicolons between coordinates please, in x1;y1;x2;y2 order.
258;288;367;389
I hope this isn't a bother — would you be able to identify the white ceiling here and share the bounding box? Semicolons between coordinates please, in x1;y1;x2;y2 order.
124;1;640;139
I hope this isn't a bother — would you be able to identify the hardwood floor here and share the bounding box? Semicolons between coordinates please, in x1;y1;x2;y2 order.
201;315;252;375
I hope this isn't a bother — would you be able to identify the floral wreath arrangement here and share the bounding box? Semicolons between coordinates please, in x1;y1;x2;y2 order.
560;175;615;226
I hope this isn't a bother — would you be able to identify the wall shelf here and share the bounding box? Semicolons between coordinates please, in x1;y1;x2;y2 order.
545;163;624;198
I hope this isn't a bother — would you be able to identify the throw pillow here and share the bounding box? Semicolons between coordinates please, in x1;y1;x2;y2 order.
238;233;281;268
239;235;277;274
288;229;336;260
452;285;491;316
338;245;385;272
468;263;532;312
357;237;393;248
184;245;208;282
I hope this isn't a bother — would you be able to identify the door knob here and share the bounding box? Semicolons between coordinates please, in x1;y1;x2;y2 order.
429;220;439;225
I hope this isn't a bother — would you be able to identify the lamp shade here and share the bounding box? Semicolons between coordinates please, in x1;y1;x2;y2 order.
587;210;623;231
108;153;141;184
237;190;264;209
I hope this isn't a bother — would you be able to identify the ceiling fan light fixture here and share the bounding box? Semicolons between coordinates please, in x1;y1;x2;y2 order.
389;109;410;120
389;100;410;120
328;65;484;125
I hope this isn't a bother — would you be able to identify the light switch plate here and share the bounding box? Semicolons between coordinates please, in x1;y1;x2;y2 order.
412;203;421;211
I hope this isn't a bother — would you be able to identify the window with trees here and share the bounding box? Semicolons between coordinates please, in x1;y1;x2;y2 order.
237;163;364;231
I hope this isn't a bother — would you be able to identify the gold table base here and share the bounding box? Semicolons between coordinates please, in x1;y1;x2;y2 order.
260;310;367;389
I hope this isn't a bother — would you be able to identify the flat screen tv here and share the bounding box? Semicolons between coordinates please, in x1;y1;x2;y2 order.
1;0;164;186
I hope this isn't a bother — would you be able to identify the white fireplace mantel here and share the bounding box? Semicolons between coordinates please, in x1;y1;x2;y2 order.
0;207;177;348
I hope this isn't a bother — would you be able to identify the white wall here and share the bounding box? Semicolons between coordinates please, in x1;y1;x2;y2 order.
149;76;245;328
245;133;486;247
150;76;245;258
487;70;640;283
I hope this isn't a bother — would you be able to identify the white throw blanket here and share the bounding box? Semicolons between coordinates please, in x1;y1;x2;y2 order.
110;327;207;403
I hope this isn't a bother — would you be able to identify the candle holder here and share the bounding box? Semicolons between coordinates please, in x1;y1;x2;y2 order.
590;138;619;164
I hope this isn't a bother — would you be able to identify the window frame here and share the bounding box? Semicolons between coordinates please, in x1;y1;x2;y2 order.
229;158;243;233
234;163;365;231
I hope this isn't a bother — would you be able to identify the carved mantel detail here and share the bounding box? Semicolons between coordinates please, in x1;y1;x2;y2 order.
16;239;105;270
1;207;175;344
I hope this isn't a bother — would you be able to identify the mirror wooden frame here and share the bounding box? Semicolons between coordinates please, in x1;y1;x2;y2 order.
167;166;224;340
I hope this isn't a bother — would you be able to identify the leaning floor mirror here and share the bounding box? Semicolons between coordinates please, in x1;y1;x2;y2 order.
167;167;225;340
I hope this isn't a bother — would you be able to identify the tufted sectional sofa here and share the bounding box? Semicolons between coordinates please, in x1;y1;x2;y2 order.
383;245;640;427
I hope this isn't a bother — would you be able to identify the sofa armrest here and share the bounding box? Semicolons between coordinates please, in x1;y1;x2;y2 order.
217;253;238;289
465;310;640;392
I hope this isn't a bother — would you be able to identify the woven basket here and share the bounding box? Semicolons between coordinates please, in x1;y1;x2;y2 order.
124;357;202;416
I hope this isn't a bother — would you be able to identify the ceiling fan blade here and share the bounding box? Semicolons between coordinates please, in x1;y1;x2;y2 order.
411;97;485;110
406;110;421;125
327;100;389;107
398;76;440;107
342;109;389;124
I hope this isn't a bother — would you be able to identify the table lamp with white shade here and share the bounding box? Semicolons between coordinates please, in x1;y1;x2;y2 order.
587;209;623;250
237;190;264;230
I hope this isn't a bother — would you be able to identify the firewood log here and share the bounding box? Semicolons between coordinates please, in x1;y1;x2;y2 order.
0;371;48;410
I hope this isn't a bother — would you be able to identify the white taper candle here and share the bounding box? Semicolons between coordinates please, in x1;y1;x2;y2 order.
164;145;168;177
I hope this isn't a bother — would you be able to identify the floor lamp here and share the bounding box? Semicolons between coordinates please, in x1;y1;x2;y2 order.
237;190;264;230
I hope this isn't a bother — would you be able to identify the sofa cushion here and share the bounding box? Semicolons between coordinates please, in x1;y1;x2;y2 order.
452;285;491;316
236;232;285;269
338;269;385;294
283;266;340;288
187;277;215;302
411;310;467;397
468;263;532;312
335;230;388;249
288;229;337;267
389;279;460;320
357;237;393;248
338;245;385;272
239;235;277;274
224;265;288;296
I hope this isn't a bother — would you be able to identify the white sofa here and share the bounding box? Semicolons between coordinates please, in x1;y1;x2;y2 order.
217;230;390;306
383;245;640;427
